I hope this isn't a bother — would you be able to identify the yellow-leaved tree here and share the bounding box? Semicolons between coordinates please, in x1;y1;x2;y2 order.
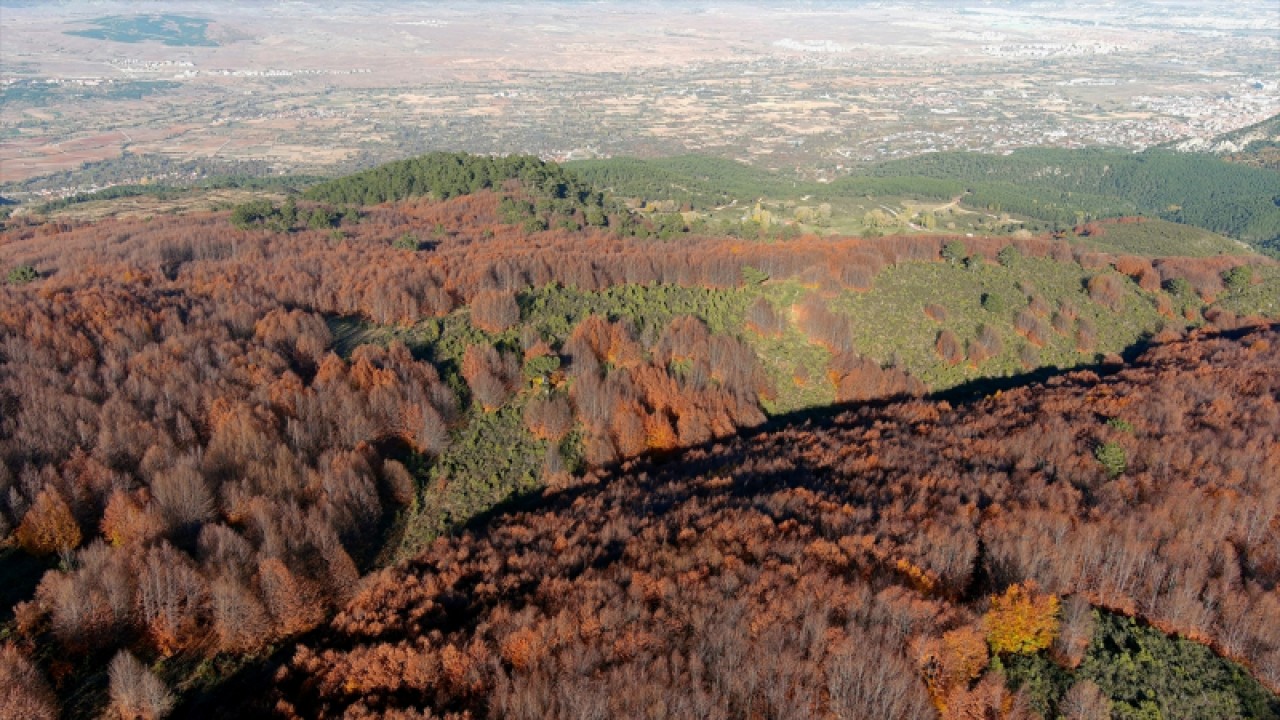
984;581;1060;655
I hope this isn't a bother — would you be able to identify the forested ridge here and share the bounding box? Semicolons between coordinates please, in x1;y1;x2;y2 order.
0;152;1277;718
569;149;1280;253
305;152;603;213
261;323;1280;719
870;148;1280;253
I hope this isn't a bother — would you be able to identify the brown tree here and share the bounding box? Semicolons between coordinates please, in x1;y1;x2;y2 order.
1087;273;1126;312
0;643;58;720
523;394;575;441
470;290;520;332
15;488;81;556
936;330;963;365
1058;680;1112;720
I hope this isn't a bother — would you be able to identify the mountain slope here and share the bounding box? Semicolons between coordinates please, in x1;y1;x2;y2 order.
264;324;1280;719
2;154;1278;719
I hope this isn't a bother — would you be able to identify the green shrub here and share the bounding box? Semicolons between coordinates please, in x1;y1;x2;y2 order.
522;354;560;380
6;265;38;285
1165;277;1193;296
308;208;339;230
1105;417;1134;433
741;266;770;286
1094;441;1127;478
1223;265;1254;292
1002;609;1280;720
942;240;968;264
230;199;277;229
393;233;420;251
997;245;1021;267
1077;612;1280;720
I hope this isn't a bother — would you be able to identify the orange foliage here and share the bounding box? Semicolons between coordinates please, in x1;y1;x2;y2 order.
15;489;82;556
1087;273;1127;312
924;303;949;322
1;188;1277;713
943;626;990;688
936;329;964;365
0;644;58;720
943;673;1035;720
984;582;1061;655
100;490;164;547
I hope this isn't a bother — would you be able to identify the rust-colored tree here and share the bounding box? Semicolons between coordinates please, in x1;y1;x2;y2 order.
1087;273;1126;312
470;290;520;332
523;393;574;441
101;490;165;547
936;329;964;365
0;644;58;720
1058;680;1112;720
15;488;82;556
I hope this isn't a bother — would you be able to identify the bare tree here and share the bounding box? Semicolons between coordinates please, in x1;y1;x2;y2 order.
471;290;520;332
0;643;58;720
826;630;934;720
151;455;215;537
1058;680;1112;720
1052;595;1096;668
107;650;175;720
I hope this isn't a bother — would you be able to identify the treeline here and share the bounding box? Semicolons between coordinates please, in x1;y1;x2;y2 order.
260;324;1280;719
872;148;1280;252
962;182;1133;228
818;175;964;203
568;154;795;210
7;190;1263;331
33;184;184;214
303;152;645;236
305;152;599;208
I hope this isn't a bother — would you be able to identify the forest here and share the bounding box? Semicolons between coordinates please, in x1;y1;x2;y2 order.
570;150;1280;253
870;149;1280;253
265;323;1280;720
0;152;1277;718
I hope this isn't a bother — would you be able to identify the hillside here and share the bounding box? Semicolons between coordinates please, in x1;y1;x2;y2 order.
1068;217;1250;258
870;148;1280;254
1177;112;1280;170
571;150;1280;255
566;155;794;210
0;153;1277;718
248;323;1280;719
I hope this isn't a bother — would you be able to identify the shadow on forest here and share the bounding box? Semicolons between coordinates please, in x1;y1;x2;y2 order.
457;325;1202;533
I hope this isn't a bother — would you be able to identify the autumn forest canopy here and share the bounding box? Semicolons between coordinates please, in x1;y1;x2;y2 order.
0;150;1278;719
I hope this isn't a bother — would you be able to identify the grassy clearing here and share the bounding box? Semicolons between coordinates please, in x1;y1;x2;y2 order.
1077;219;1251;257
1215;265;1280;317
